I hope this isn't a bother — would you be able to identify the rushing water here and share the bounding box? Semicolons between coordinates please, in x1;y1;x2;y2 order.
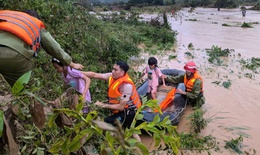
139;7;260;154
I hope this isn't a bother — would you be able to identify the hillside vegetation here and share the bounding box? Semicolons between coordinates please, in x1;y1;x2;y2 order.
0;0;176;101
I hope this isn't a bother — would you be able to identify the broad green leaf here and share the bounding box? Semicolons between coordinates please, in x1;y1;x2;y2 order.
160;116;170;125
68;129;94;152
26;92;46;106
68;141;81;153
0;110;3;137
153;133;161;147
32;148;37;154
105;131;115;144
61;136;70;154
48;113;59;128
165;136;180;154
135;142;149;155
85;110;98;122
76;101;83;113
135;121;147;130
73;122;87;132
49;138;65;153
152;115;160;124
21;145;27;153
22;136;35;140
11;71;31;96
37;148;45;155
136;114;144;120
127;138;138;147
100;141;106;153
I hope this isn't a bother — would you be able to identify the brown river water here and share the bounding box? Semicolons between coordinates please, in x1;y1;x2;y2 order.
138;7;260;155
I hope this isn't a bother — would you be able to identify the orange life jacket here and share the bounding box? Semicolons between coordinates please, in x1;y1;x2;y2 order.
153;87;177;112
159;87;176;111
184;71;203;93
0;10;45;53
108;73;141;114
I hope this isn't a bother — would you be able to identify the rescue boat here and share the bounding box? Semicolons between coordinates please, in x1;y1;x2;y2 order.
137;69;187;125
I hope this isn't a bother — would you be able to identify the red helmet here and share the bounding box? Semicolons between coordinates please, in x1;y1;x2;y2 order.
184;61;197;73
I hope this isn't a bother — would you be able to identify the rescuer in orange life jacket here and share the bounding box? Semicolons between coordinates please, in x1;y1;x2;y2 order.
83;60;142;141
0;10;84;87
163;61;205;107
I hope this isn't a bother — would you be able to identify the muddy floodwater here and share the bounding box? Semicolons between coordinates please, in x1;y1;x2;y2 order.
139;7;260;154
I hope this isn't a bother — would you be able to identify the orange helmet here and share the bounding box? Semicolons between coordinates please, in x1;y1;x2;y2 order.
184;61;196;73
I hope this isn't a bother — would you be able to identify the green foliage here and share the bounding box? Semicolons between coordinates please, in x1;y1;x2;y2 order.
128;0;164;6
168;55;177;60
212;80;232;88
222;80;232;88
48;109;100;154
188;43;194;49
214;0;239;8
206;45;233;65
187;108;208;133
241;22;252;28
11;71;31;96
179;133;216;152
0;0;176;102
175;0;216;7
47;98;180;154
187;18;198;21
4;81;181;154
222;23;231;26
130;99;180;154
250;2;260;10
224;136;243;154
184;52;194;58
239;57;260;72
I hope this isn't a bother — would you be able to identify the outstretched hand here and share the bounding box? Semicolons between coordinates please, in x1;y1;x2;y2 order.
95;101;104;107
161;74;167;79
70;62;84;70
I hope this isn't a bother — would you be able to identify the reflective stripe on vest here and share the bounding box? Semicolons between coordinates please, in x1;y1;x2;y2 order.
184;71;203;92
0;10;45;53
108;73;141;113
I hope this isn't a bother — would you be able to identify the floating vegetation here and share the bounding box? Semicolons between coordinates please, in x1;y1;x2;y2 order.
212;81;221;85
179;133;216;152
168;55;177;60
244;73;253;79
250;21;259;24
241;22;252;28
188;43;194;49
206;45;234;66
187;108;208;133
222;80;232;89
187;18;198;21
222;23;231;26
239;57;260;72
224;136;243;154
185;52;194;58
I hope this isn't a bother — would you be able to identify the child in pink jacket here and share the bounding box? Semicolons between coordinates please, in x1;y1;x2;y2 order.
52;58;91;113
140;57;166;100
